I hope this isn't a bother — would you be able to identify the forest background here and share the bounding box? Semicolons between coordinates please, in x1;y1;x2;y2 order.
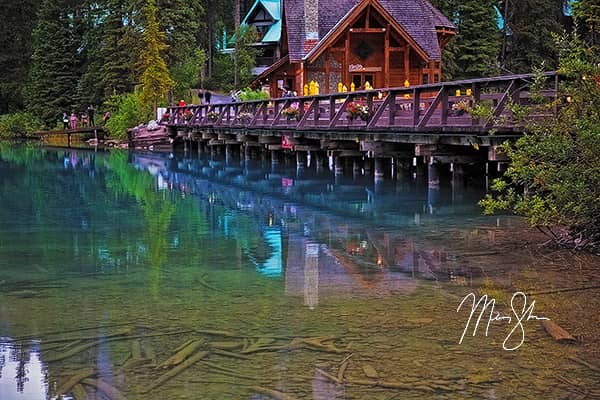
0;0;589;130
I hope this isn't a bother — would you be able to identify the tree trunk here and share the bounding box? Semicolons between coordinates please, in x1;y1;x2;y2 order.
234;0;241;29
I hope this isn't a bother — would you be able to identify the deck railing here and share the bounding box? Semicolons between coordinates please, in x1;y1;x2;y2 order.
164;72;559;134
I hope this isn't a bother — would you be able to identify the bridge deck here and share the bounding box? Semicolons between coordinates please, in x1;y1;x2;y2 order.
164;72;559;136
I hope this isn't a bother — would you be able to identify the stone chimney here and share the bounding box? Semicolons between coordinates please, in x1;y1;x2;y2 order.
304;0;319;40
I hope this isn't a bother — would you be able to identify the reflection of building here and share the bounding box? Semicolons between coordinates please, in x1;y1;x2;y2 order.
304;242;320;309
248;0;455;97
254;226;284;277
285;235;418;305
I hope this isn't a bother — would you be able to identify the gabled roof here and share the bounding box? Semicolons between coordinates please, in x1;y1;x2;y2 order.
242;0;282;44
242;0;281;24
262;19;282;42
284;0;455;62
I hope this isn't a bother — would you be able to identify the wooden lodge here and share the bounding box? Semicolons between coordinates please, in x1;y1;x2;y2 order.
247;0;456;97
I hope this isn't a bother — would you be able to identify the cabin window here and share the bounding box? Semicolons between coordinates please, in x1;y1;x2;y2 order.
352;75;362;89
434;74;440;83
434;62;441;69
352;74;375;89
422;74;429;85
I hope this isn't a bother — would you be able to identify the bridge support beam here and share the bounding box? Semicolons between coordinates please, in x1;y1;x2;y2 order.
334;156;344;177
313;151;325;172
271;150;280;165
428;158;441;188
296;151;307;170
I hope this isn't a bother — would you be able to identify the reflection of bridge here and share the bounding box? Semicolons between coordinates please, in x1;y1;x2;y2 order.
131;151;497;300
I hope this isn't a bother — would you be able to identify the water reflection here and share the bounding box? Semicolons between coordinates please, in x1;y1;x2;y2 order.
0;342;47;400
2;145;597;400
129;150;493;296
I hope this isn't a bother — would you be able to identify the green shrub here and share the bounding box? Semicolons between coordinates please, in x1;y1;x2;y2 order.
0;112;44;138
237;87;269;101
481;34;600;251
103;93;152;140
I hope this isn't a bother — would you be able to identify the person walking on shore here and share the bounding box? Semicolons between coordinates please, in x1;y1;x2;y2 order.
70;112;77;130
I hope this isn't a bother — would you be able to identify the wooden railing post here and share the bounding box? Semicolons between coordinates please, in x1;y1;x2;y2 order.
440;87;449;126
412;88;420;126
329;96;336;122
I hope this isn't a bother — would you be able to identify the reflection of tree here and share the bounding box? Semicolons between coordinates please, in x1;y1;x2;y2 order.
0;347;5;379
9;345;30;393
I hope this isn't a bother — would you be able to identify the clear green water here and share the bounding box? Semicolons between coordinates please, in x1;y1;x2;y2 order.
1;143;599;400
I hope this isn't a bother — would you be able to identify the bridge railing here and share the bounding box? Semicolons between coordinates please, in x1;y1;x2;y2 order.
164;71;559;133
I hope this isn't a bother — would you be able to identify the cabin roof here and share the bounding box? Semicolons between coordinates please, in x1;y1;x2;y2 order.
242;0;282;24
242;0;282;43
284;0;455;62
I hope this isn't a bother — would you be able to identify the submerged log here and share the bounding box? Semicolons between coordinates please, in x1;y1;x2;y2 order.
81;378;127;400
56;368;96;396
211;349;251;360
208;341;243;351
568;356;600;373
199;361;255;380
337;355;352;382
131;340;142;359
40;328;132;345
540;320;577;342
362;364;379;379
251;386;301;400
144;351;210;393
70;383;88;400
157;340;203;369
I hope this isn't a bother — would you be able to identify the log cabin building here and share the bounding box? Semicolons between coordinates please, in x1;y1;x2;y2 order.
246;0;456;97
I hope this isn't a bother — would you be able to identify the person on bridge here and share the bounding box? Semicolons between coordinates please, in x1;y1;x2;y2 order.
62;112;69;130
87;105;95;126
70;112;77;129
204;90;211;104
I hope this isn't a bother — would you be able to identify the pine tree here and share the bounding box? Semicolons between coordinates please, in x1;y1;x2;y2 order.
139;0;174;117
0;0;39;114
503;0;564;73
97;0;140;99
452;0;501;78
429;0;458;80
157;0;205;67
26;0;81;126
573;0;600;48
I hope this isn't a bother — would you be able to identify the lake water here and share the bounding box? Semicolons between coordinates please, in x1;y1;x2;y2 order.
1;143;599;400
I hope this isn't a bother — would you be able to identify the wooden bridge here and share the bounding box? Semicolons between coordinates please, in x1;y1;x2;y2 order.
35;126;106;147
163;72;559;143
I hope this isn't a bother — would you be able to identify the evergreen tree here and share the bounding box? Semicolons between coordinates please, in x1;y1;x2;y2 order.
98;0;140;99
0;0;39;114
157;0;205;67
503;0;564;73
452;1;501;78
26;0;81;127
573;0;600;48
429;0;458;80
139;0;174;117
